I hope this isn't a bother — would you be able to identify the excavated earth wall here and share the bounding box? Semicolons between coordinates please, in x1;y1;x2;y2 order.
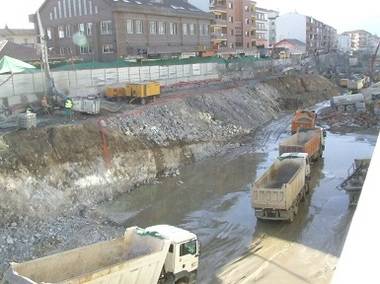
0;75;339;223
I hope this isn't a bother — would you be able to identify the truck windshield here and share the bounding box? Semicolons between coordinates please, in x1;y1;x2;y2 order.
180;240;197;256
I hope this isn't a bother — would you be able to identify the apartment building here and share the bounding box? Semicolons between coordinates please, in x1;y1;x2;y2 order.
209;0;257;53
343;30;374;52
337;34;351;53
31;0;212;62
255;7;278;48
0;26;37;47
276;12;337;55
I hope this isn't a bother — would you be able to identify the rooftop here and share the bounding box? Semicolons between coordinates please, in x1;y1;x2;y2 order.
110;0;211;18
0;26;35;37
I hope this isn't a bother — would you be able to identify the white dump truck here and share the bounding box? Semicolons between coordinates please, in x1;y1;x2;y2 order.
251;153;311;222
2;225;199;284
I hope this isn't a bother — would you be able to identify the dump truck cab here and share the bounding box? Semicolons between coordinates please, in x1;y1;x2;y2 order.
147;225;199;284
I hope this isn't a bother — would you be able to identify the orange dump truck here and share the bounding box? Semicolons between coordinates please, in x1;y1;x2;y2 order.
279;128;326;161
291;110;317;134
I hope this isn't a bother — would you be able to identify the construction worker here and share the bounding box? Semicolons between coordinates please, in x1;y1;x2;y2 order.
64;97;74;120
41;96;52;115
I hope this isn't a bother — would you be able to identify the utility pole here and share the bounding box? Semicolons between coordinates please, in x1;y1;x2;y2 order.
36;10;57;98
370;39;380;81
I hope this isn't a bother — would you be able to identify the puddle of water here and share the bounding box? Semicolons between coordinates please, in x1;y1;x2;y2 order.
98;121;377;283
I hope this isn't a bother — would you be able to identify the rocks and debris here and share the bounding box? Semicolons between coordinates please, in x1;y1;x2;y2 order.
318;107;379;131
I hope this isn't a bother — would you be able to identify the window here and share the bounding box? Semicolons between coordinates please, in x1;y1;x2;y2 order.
244;5;248;11
60;47;65;55
228;16;233;23
204;24;209;35
179;240;197;257
58;26;65;38
135;20;143;34
87;23;93;36
228;2;233;9
101;21;112;35
66;25;72;37
245;18;249;25
182;23;188;36
79;23;85;34
230;29;234;36
169;22;177;35
103;44;114;54
127;19;133;34
158;22;165;35
149;21;157;34
80;45;91;54
46;28;52;40
189;23;195;35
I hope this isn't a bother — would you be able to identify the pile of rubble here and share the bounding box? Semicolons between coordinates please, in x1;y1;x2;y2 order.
319;108;379;131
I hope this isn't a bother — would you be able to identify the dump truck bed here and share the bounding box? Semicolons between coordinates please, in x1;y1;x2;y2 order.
4;227;170;284
252;158;306;211
279;129;322;159
291;111;316;134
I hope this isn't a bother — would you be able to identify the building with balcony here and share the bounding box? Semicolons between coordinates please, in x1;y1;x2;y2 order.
343;30;376;52
209;0;257;53
31;0;212;62
276;12;337;55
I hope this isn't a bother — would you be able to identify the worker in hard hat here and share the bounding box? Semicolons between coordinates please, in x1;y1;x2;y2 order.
64;97;74;120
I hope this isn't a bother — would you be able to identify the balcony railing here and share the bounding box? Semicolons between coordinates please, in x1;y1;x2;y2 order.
211;32;227;40
210;1;227;11
212;18;228;26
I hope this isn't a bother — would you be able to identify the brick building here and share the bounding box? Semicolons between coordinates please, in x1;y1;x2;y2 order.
31;0;212;62
209;0;257;53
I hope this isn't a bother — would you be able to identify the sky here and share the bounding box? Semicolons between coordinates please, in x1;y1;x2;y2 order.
0;0;379;35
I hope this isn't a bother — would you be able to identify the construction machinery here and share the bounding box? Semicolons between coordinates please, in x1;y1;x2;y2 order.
251;153;311;222
3;225;199;284
106;82;161;104
279;128;326;161
338;159;371;206
291;110;317;134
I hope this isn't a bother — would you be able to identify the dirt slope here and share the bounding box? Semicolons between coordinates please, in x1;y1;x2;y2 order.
0;75;339;223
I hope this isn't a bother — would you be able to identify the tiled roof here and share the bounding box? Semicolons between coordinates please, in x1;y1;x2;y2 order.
276;38;306;47
0;27;35;37
0;40;40;62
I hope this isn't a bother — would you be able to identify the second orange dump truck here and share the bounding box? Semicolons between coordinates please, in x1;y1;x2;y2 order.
291;110;317;134
279;128;326;161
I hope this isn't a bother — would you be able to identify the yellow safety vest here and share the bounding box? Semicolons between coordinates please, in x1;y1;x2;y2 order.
65;99;73;109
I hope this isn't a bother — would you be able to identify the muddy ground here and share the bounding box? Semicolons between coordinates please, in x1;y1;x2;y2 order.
0;74;342;278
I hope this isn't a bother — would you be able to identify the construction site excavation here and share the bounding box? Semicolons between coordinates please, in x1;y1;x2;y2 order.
0;5;380;281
